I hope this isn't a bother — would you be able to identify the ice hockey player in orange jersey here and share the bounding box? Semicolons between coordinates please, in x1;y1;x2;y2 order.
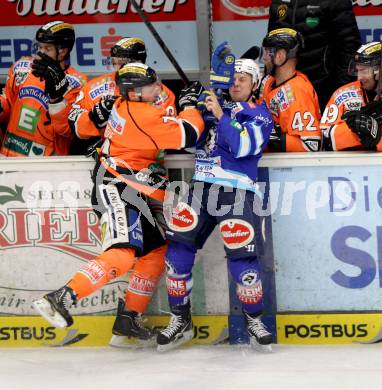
321;42;382;151
66;37;175;145
32;63;204;347
0;21;87;157
261;28;321;152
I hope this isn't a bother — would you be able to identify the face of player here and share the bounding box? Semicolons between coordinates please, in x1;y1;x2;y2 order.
128;80;162;102
35;42;67;62
229;72;254;102
356;64;378;91
111;57;141;71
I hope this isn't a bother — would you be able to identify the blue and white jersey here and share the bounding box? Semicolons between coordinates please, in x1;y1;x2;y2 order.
194;100;273;191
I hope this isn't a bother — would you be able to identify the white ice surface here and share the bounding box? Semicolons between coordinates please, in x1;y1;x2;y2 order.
1;344;381;390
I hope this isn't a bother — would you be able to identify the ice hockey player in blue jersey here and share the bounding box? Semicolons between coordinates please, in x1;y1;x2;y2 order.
157;43;274;353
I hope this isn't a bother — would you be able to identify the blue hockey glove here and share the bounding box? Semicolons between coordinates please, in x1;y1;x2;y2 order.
210;41;235;90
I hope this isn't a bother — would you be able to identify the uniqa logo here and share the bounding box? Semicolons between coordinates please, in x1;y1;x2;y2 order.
7;0;188;16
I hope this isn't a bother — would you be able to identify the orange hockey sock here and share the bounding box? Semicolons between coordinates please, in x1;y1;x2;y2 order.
68;247;135;299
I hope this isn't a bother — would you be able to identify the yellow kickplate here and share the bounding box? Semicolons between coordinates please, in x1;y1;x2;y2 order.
0;315;229;347
277;313;382;344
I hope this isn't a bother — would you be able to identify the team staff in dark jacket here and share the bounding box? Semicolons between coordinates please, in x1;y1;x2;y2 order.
268;0;361;111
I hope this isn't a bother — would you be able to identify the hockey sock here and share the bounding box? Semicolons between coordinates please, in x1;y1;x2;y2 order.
228;257;264;313
165;241;196;307
125;245;166;313
68;247;135;299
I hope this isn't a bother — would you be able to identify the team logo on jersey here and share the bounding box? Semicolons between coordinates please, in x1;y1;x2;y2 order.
219;219;254;249
167;202;198;232
240;270;259;286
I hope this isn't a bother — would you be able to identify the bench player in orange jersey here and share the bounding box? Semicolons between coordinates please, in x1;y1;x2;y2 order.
0;21;87;157
321;42;382;151
261;28;321;152
66;37;175;154
33;62;205;347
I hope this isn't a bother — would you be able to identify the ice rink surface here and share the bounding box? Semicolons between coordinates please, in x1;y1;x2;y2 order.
1;344;382;390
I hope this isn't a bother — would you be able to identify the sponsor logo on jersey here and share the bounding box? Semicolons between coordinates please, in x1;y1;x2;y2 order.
166;277;187;297
79;260;106;284
89;81;115;100
334;90;362;106
105;108;125;137
128;274;156;295
237;281;263;304
344;99;362;111
3;133;30;155
219;219;254;249
12;59;32;74
18;87;49;109
66;74;82;90
168;202;198;232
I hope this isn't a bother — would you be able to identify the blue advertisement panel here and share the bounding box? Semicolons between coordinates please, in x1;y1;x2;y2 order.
268;165;382;311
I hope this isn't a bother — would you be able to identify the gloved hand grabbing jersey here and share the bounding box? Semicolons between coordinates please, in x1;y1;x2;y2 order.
89;95;118;129
342;107;382;149
31;52;69;101
178;81;205;110
210;41;236;90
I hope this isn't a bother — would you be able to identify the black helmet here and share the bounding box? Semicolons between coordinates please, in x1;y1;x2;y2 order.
110;37;147;63
354;42;381;67
262;28;304;58
116;63;158;98
36;21;75;52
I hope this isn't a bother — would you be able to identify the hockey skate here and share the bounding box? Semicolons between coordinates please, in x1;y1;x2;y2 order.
244;311;273;353
32;286;76;328
157;311;194;352
109;299;156;348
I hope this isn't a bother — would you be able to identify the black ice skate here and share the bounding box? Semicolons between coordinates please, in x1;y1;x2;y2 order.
157;311;194;352
244;311;273;353
109;299;156;348
32;286;76;328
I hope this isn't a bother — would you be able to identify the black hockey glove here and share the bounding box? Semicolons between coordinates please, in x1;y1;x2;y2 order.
359;99;382;124
267;125;285;151
31;52;69;101
342;110;382;149
88;95;118;129
178;81;205;110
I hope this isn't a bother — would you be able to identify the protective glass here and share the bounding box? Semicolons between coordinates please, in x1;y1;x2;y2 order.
348;60;376;77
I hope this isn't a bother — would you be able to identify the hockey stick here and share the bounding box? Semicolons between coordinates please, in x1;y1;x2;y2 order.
130;0;190;85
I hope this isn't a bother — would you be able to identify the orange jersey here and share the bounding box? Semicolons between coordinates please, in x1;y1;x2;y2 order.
0;56;87;157
101;97;204;172
67;73;176;140
262;71;322;152
320;80;381;151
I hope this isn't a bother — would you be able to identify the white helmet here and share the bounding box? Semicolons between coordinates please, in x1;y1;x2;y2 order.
234;58;261;89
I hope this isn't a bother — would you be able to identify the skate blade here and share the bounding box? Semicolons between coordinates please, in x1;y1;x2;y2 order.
157;329;194;353
32;298;68;328
109;335;157;349
250;338;272;353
